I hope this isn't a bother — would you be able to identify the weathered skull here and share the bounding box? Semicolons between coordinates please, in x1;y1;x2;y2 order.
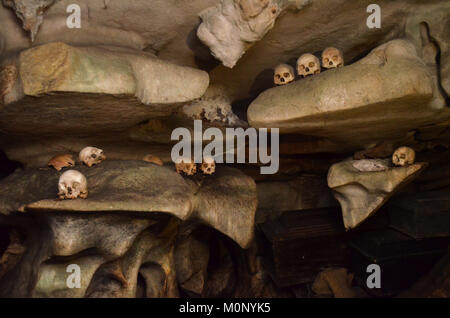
175;157;197;176
48;154;75;171
58;170;88;200
3;0;55;42
297;53;321;77
79;147;106;167
392;147;415;166
274;64;295;85
143;154;164;166
322;47;344;69
200;156;216;175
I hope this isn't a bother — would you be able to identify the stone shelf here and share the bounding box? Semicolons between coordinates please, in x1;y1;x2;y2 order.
0;160;257;248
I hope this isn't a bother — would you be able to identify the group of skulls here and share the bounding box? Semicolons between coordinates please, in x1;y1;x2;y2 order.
48;146;106;200
48;147;217;200
274;47;344;85
175;156;216;176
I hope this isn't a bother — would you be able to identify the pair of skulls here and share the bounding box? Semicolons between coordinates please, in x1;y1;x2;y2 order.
48;147;106;171
274;47;344;85
175;157;216;176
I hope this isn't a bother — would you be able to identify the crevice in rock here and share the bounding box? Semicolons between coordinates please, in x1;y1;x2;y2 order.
419;21;450;106
0;149;23;180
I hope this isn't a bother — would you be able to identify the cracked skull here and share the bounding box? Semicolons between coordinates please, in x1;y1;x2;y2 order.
48;154;75;171
297;53;321;77
274;64;294;85
392;147;415;167
79;147;106;167
58;170;88;200
200;156;216;175
175;157;197;176
322;47;344;69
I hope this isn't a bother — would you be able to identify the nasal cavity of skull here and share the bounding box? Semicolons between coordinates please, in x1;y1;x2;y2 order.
325;56;338;66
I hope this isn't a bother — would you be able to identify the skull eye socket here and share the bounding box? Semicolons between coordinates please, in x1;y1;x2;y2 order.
299;64;305;70
91;154;97;159
309;62;315;68
332;55;339;62
283;72;291;77
275;74;281;79
324;58;329;63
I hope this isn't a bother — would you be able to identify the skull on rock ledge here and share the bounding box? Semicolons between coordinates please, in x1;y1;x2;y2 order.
79;147;106;167
48;154;75;171
58;170;88;200
297;53;321;77
175;157;197;176
392;147;415;167
274;64;295;85
322;47;344;69
200;156;216;175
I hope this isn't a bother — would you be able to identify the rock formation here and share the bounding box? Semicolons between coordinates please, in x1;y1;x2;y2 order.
0;0;448;299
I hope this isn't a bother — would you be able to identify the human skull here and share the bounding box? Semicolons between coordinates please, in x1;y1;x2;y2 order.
297;53;321;77
322;47;344;69
274;64;295;85
48;154;75;171
392;147;415;167
175;157;197;176
143;154;164;166
200;156;216;175
79;147;106;167
58;170;88;200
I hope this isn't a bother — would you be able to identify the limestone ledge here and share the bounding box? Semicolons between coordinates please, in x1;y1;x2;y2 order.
0;160;256;248
247;40;449;150
328;159;427;230
1;42;209;106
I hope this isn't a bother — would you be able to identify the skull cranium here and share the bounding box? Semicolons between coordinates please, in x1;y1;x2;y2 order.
322;47;344;69
274;64;295;85
392;147;415;167
200;156;216;175
297;53;321;77
175;157;197;176
79;147;106;167
48;154;75;171
143;154;164;166
58;170;88;200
